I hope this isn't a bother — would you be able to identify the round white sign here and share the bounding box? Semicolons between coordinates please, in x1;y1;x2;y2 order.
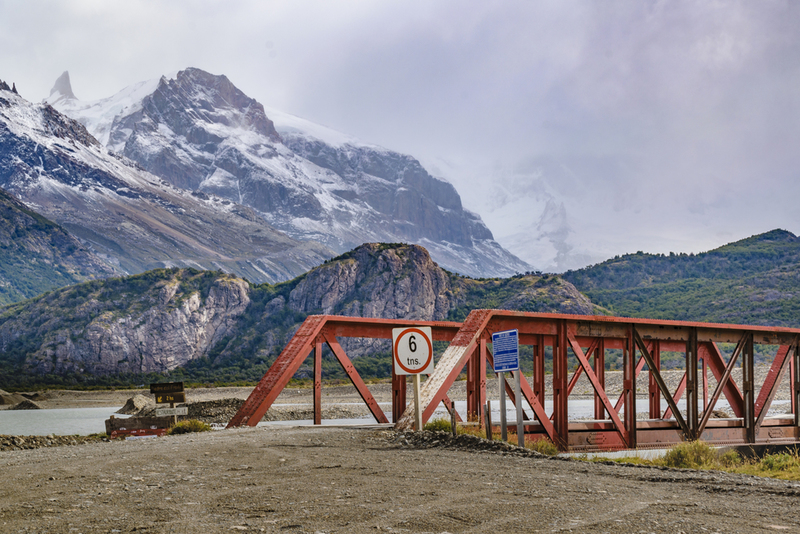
392;327;434;375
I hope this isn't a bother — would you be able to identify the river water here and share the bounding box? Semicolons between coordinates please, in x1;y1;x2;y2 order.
4;396;780;436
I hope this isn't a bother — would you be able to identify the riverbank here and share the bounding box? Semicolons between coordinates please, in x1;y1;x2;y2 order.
1;364;792;411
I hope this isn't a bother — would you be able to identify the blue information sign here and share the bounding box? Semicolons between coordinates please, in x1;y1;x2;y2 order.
492;329;519;372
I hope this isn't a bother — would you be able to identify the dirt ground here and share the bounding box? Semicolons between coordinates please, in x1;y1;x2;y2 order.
2;425;800;533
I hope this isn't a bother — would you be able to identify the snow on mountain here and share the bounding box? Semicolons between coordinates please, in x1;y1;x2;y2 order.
48;68;530;278
1;84;333;283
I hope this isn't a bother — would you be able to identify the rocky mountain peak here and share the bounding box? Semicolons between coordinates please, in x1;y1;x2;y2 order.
149;67;281;142
48;71;76;102
0;89;333;284
48;68;531;278
289;243;454;320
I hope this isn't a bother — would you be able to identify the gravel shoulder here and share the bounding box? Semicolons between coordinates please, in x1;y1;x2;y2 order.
1;426;800;533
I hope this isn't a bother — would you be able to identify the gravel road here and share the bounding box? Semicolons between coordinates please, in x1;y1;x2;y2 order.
2;425;800;533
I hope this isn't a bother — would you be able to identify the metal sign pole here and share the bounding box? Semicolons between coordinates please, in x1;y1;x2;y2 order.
499;371;507;441
414;373;423;431
515;370;524;447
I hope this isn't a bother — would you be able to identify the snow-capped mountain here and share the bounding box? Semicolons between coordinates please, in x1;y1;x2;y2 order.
48;68;530;278
0;82;333;283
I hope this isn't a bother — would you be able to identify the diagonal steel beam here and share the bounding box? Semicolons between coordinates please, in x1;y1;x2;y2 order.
227;315;327;428
564;338;601;397
552;339;601;421
754;340;797;433
614;355;646;413
633;328;691;440
396;310;495;430
324;332;389;424
703;343;745;418
663;374;687;420
697;333;747;436
568;331;629;446
485;349;557;443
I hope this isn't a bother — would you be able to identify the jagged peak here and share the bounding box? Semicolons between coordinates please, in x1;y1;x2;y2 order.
49;71;76;100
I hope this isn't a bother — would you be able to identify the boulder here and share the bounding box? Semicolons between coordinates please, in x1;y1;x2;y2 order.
0;393;27;406
116;394;153;415
10;399;42;410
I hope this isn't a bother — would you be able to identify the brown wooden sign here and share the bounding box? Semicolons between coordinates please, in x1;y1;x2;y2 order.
154;392;186;404
150;382;184;395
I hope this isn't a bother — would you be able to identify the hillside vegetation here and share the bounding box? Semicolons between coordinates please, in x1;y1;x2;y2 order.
0;243;593;389
0;187;118;305
563;229;800;327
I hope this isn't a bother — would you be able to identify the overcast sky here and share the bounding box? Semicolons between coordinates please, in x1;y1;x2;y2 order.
2;0;799;270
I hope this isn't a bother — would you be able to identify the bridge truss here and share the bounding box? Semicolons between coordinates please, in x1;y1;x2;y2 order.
229;310;800;452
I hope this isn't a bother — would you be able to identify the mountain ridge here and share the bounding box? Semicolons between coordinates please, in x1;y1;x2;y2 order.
0;243;591;387
562;228;800;327
0;185;118;305
48;68;530;278
0;83;334;284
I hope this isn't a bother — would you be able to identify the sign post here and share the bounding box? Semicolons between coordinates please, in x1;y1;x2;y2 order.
492;330;523;447
392;327;434;431
150;382;185;425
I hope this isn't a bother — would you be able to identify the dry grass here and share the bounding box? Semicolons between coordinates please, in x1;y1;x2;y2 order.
592;440;800;481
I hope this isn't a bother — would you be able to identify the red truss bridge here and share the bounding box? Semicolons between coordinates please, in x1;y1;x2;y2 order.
228;311;800;452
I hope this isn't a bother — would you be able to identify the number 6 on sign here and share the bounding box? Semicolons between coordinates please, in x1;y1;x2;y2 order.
392;327;434;375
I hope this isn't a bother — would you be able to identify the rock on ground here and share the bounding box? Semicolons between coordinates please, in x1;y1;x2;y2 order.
10;399;42;410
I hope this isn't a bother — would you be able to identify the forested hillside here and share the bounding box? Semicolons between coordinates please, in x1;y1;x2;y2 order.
563;229;800;327
0;187;117;305
0;243;593;389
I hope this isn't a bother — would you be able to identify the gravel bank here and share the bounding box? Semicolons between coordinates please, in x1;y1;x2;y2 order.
1;426;799;533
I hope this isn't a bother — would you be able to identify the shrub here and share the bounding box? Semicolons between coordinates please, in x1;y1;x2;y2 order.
661;440;718;469
527;438;559;456
719;449;742;467
759;451;800;472
423;418;452;433
168;419;212;435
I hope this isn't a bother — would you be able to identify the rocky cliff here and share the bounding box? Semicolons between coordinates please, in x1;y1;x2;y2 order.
0;243;593;385
0;270;251;377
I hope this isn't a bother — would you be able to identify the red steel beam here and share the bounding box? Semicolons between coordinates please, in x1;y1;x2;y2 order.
323;332;389;424
227;315;327;427
634;328;690;440
649;341;661;419
702;342;745;417
613;355;646;414
567;329;629;446
229;315;460;428
396;310;496;430
663;374;687;420
698;333;746;436
314;337;322;425
594;339;606;420
392;370;406;423
754;344;794;433
235;310;800;451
